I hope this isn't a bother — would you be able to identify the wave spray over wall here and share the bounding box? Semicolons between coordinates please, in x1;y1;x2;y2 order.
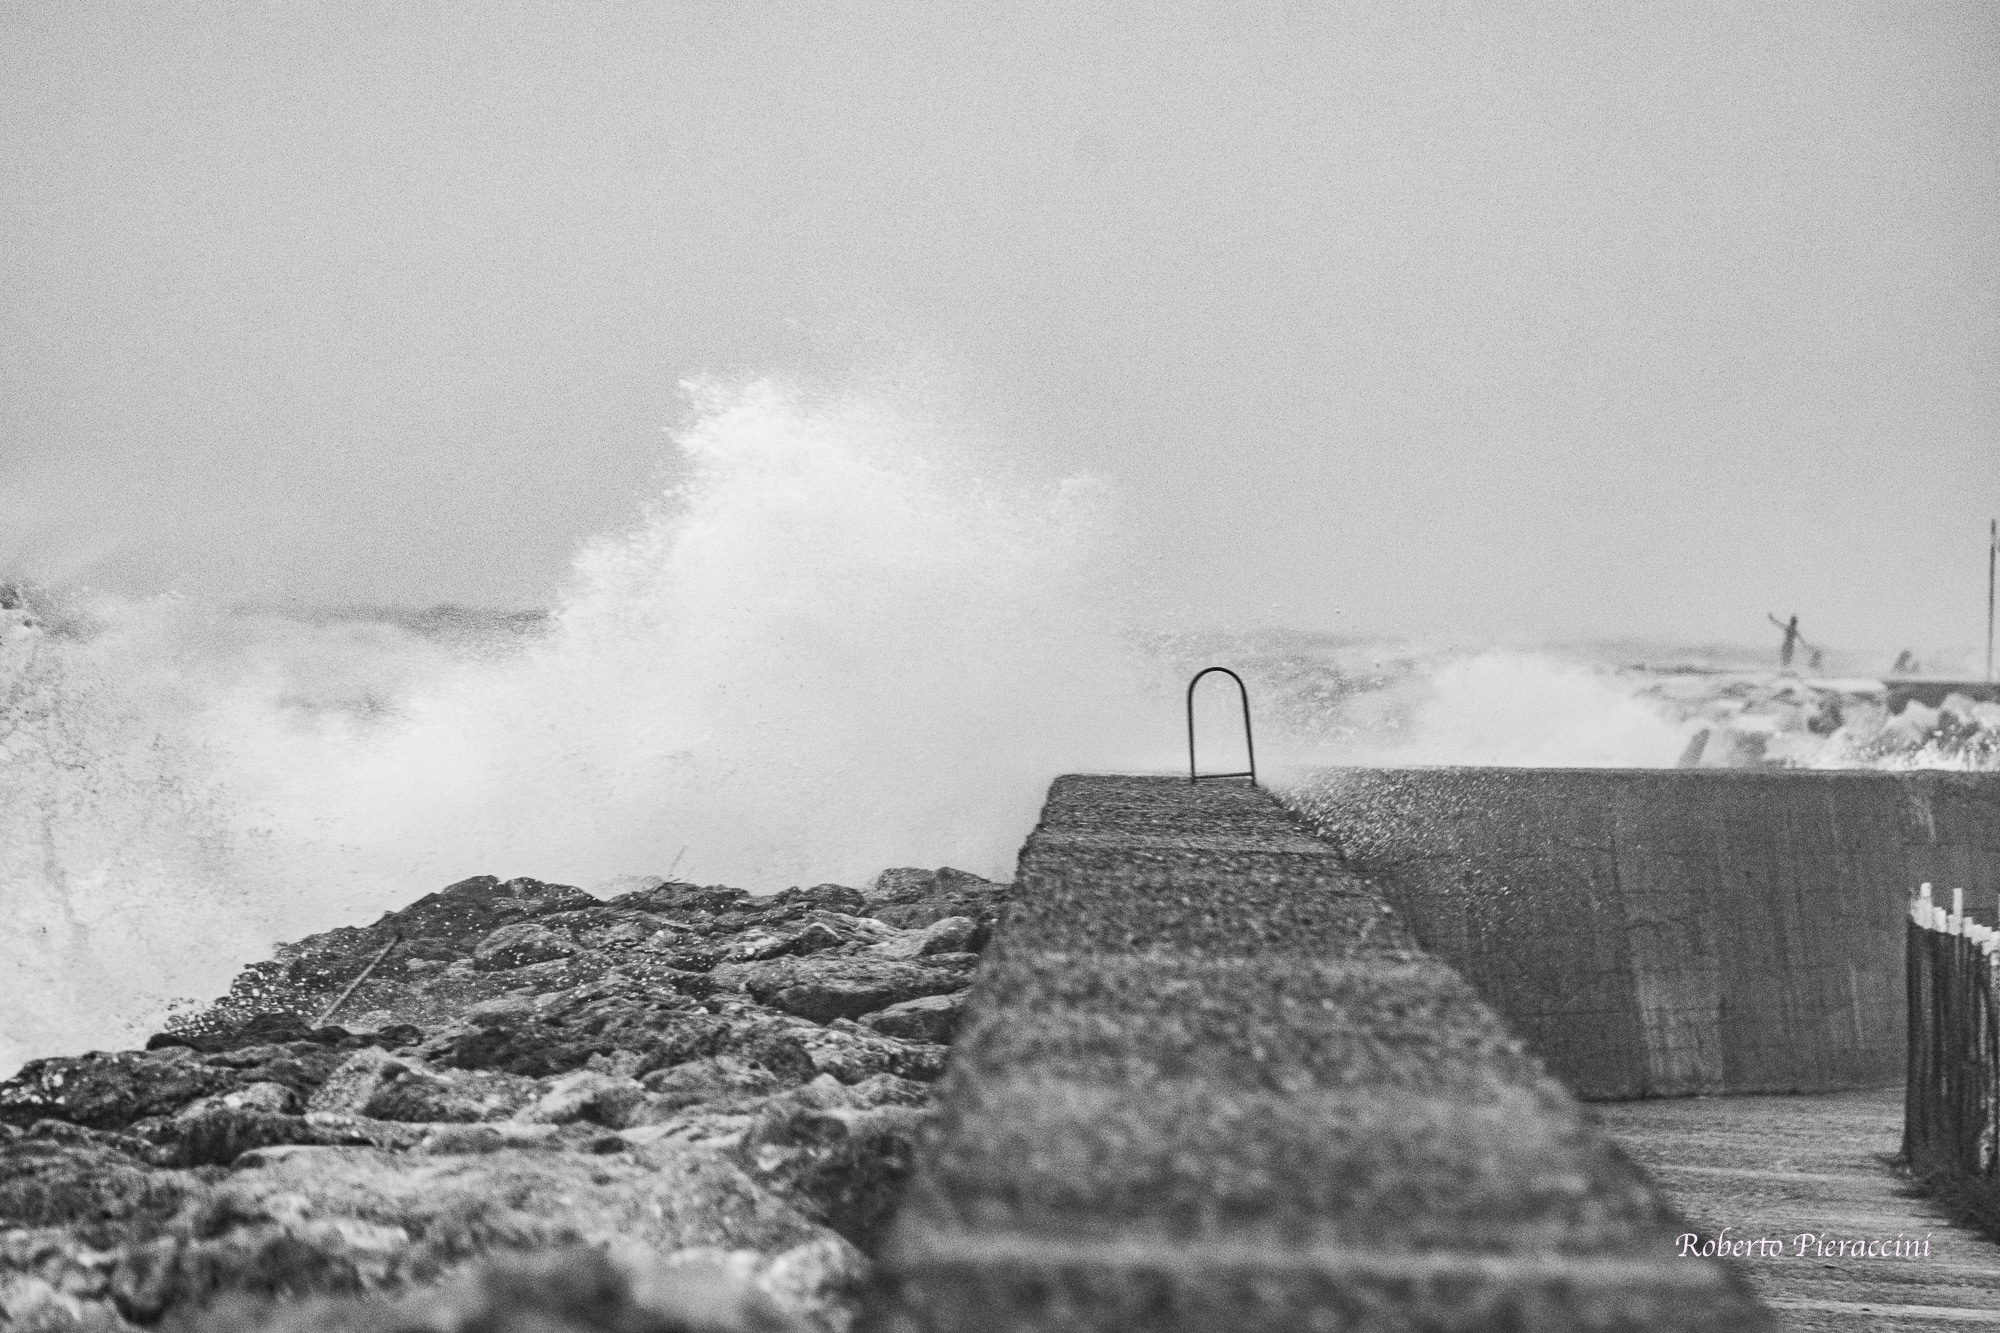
0;380;1162;1072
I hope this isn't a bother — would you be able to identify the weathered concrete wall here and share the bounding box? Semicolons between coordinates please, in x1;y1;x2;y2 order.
1289;769;2000;1100
866;776;1768;1332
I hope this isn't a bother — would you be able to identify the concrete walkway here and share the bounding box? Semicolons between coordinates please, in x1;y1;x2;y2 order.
1592;1089;2000;1331
864;776;1769;1332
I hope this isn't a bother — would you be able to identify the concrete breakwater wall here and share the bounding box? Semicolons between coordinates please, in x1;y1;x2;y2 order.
1289;768;2000;1100
866;776;1766;1332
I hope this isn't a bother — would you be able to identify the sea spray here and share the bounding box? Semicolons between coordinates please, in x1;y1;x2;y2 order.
0;599;270;1076
1157;637;1700;776
1;379;1165;1072
1321;651;1697;769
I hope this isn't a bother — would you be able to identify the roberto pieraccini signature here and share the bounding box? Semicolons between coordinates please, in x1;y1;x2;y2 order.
1677;1229;1934;1261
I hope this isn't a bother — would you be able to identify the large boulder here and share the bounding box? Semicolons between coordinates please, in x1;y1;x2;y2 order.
0;1130;190;1229
858;993;963;1045
795;1024;949;1085
0;1049;239;1132
866;915;978;961
305;1051;483;1124
472;922;579;972
432;995;813;1084
864;867;1012;939
737;1093;928;1251
520;1071;649;1128
763;883;869;916
642;1057;784;1111
740;958;970;1025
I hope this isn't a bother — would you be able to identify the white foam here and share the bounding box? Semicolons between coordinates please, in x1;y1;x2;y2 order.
0;379;1165;1072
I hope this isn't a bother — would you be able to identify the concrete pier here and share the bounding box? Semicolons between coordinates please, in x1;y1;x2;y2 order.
1594;1089;2000;1330
1291;769;2000;1100
865;775;1768;1332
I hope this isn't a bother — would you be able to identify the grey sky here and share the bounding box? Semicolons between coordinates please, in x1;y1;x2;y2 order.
4;2;1996;654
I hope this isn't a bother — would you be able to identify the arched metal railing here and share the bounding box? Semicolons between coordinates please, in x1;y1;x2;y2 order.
1187;666;1256;786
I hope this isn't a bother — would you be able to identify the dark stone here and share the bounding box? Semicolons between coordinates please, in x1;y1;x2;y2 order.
741;958;971;1024
0;1133;189;1230
472;922;580;971
859;994;963;1045
864;867;1013;947
436;994;814;1086
740;1098;927;1252
0;1051;241;1131
604;882;753;916
767;883;869;916
150;1110;343;1169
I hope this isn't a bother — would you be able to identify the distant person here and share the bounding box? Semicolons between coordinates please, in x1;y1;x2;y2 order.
1892;650;1921;675
1768;613;1803;669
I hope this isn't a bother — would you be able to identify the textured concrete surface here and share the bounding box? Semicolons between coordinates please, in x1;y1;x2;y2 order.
1594;1088;2000;1330
1289;769;2000;1099
865;775;1769;1332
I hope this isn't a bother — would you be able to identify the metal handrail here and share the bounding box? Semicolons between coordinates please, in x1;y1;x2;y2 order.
1187;666;1256;786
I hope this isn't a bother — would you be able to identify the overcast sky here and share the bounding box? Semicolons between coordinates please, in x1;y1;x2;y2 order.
4;2;1996;654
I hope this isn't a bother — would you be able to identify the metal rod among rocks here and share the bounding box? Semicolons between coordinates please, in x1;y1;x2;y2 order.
315;932;401;1027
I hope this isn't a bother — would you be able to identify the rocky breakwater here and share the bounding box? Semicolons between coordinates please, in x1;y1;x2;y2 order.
0;867;1011;1333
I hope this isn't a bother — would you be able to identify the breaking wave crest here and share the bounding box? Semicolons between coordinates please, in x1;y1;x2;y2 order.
0;380;1162;1071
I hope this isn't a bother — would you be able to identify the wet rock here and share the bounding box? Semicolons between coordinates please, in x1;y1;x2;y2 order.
413;1122;565;1156
0;1050;239;1132
0;863;1013;1330
856;994;962;1045
803;912;900;946
765;883;869;917
0;1133;187;1229
177;1081;300;1118
304;1050;482;1124
763;1234;871;1332
147;1013;342;1055
433;995;810;1085
741;959;969;1025
521;1071;649;1128
836;1075;931;1111
198;1243;810;1333
606;883;753;918
864;867;1011;941
865;916;977;961
302;1049;404;1117
7;1143;823;1328
737;1096;928;1251
641;1057;784;1111
725;921;847;964
149;1109;343;1169
795;1025;948;1086
473;922;579;971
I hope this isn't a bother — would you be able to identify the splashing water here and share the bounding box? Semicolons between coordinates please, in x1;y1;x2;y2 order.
1316;651;1696;769
0;380;1165;1071
8;380;1989;1072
